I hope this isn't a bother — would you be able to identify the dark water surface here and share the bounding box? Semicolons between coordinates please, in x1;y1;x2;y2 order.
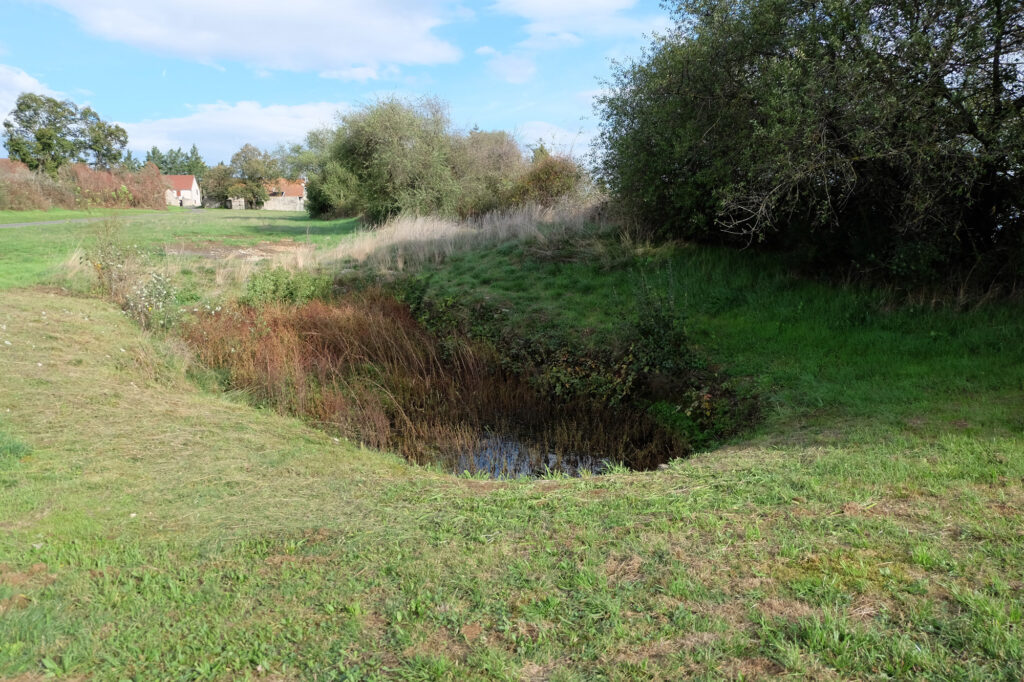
457;435;611;478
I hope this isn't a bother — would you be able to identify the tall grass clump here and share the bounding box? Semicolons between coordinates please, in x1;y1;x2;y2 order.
182;291;690;474
319;196;605;271
300;97;587;223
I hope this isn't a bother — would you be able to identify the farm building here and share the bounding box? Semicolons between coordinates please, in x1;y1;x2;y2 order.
163;175;202;207
219;178;306;211
262;178;306;211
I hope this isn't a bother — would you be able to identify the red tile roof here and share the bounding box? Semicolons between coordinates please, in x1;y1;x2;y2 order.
266;178;305;197
163;175;196;192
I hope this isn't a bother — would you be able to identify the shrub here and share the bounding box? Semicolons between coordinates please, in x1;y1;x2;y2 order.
596;0;1024;286
85;220;145;302
0;160;165;210
302;97;584;222
508;154;582;208
241;267;334;306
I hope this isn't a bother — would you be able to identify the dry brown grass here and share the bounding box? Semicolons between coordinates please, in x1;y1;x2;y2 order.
318;197;605;272
181;292;687;473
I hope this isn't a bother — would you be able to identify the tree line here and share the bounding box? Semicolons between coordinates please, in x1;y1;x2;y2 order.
595;0;1024;286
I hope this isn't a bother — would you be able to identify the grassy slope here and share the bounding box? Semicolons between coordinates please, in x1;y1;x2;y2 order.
1;213;1023;679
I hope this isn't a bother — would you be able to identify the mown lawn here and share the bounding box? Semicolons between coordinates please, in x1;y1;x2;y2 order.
1;211;1022;679
0;209;359;290
0;207;169;226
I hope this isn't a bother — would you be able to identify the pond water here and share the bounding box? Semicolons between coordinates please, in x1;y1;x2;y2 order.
456;435;611;478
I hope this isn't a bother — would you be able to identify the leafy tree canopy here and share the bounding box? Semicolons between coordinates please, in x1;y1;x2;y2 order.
145;144;208;182
596;0;1024;285
2;93;129;175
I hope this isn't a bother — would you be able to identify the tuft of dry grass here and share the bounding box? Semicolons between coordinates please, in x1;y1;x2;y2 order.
318;197;605;272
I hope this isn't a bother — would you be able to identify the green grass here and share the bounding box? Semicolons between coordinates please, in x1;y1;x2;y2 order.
0;206;168;225
0;210;360;291
1;211;1023;679
405;239;1024;434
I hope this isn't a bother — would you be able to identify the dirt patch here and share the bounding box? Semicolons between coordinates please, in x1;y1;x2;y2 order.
519;662;554;681
0;593;31;613
0;562;52;588
457;479;508;494
460;622;484;641
402;627;468;661
611;636;689;664
848;595;890;622
604;554;644;583
718;657;787;680
164;239;313;262
758;597;819;622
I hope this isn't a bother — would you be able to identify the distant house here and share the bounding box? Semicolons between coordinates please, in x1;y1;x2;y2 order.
224;178;306;211
262;178;306;211
163;175;201;207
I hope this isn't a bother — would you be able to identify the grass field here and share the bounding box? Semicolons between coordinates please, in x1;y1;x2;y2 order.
1;210;1023;679
0;207;169;225
0;210;359;291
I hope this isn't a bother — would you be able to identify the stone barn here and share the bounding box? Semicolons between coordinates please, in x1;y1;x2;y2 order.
262;178;306;211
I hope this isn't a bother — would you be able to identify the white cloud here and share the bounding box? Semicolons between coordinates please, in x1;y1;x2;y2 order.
0;64;59;123
319;65;400;82
33;1;462;74
485;52;536;84
475;47;535;84
491;0;669;48
118;100;349;164
516;120;594;157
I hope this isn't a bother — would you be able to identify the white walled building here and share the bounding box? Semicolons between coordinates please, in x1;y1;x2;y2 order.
163;175;202;207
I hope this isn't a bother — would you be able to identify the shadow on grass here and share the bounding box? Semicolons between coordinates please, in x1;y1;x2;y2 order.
248;216;363;238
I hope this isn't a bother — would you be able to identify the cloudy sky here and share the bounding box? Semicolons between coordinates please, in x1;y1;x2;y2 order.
0;0;668;164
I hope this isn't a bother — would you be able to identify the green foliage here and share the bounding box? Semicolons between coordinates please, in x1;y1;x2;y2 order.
201;163;235;206
241;267;333;306
2;93;128;175
145;144;207;182
229;144;278;208
303;97;584;222
509;154;583;208
596;0;1024;284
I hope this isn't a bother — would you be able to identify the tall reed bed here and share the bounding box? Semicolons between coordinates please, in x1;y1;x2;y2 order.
182;290;687;475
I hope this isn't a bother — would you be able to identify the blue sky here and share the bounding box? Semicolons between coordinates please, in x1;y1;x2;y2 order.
0;0;669;164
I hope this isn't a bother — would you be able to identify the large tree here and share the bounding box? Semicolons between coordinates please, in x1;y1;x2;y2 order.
229;144;279;208
596;0;1024;284
2;93;128;175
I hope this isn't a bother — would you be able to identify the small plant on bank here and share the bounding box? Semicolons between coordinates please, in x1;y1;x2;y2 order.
85;220;145;302
123;272;178;330
241;267;333;306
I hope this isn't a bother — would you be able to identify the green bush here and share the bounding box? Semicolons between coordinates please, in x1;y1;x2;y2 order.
301;97;584;222
596;0;1024;285
241;267;333;306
